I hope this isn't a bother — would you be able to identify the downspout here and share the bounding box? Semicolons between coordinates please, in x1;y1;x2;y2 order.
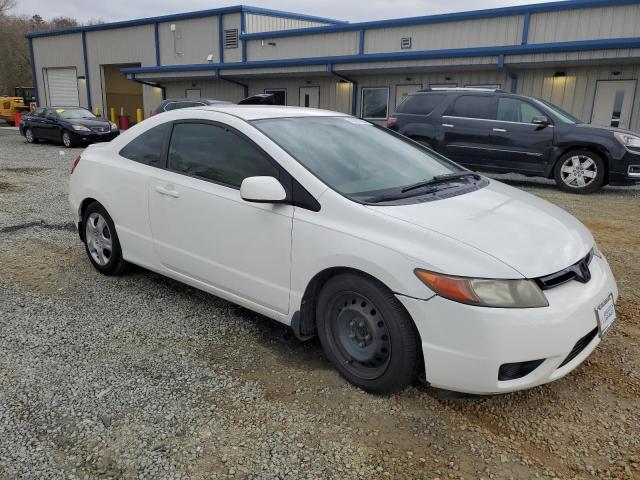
128;74;166;101
27;37;39;105
327;64;358;116
498;54;518;94
216;69;249;98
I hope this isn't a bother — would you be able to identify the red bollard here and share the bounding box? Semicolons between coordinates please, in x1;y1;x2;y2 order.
14;112;23;126
118;115;130;130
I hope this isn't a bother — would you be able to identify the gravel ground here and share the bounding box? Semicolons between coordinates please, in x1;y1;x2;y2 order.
0;127;639;480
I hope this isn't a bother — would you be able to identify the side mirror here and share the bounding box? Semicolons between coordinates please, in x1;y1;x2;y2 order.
532;115;551;127
240;176;287;203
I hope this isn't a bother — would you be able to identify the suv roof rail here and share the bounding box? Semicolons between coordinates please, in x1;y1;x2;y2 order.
417;86;507;93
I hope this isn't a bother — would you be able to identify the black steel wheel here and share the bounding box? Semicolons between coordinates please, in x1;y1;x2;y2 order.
316;273;420;394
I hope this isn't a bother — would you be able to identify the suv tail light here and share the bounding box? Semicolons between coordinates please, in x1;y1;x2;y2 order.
386;117;397;128
71;155;81;174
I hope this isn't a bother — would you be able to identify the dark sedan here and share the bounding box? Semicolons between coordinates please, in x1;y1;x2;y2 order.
19;107;119;148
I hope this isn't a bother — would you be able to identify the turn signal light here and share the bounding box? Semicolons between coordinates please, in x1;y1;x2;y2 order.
414;270;480;304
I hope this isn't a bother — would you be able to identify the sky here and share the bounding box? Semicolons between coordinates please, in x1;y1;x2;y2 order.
13;0;559;23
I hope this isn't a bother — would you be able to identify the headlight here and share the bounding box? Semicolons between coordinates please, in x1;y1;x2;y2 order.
72;125;90;132
110;122;118;131
414;269;549;308
614;132;640;148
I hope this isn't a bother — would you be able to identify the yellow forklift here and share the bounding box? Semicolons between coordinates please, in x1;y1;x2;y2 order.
0;87;36;125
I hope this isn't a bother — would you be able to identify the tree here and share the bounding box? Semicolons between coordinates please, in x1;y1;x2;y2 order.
0;0;16;16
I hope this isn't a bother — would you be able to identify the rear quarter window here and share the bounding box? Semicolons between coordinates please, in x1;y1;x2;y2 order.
396;94;444;115
119;123;172;166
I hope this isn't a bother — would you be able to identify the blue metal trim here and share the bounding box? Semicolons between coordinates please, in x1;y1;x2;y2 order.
327;64;358;116
24;4;346;39
154;23;160;66
358;30;365;55
81;31;92;111
498;54;505;68
239;0;640;41
218;15;224;63
121;37;640;75
240;12;247;62
28;38;39;105
240;6;346;25
522;12;531;45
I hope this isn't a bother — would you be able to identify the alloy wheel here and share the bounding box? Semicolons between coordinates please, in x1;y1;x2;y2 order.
560;155;598;189
25;129;34;143
85;212;113;266
63;132;71;147
327;292;391;380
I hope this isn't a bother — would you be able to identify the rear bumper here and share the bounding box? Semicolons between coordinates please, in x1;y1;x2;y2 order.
398;255;618;394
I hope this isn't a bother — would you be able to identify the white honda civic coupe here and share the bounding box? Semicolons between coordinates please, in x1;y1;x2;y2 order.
69;105;618;395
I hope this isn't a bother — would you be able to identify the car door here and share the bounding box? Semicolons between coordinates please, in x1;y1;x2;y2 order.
440;95;496;167
488;97;554;174
41;109;61;140
148;120;294;314
28;108;47;136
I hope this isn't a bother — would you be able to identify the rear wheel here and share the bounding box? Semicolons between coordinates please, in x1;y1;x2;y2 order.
25;128;38;144
316;273;420;394
62;130;75;148
553;150;605;194
82;202;128;275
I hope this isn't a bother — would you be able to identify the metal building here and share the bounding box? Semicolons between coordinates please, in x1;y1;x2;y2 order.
27;0;640;131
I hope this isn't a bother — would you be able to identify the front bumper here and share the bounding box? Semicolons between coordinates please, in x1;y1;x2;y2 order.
610;149;640;184
70;130;119;143
398;255;618;394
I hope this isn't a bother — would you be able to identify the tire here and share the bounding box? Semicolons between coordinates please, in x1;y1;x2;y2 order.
553;150;606;194
24;128;38;144
82;202;128;275
316;273;421;394
62;130;76;148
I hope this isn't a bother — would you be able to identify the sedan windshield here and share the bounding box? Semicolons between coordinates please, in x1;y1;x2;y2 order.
252;117;461;199
56;108;96;120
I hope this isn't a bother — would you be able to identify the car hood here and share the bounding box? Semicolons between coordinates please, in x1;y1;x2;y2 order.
61;118;111;127
574;123;635;135
366;180;594;279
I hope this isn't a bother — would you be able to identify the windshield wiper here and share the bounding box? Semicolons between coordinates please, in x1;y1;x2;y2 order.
401;172;481;193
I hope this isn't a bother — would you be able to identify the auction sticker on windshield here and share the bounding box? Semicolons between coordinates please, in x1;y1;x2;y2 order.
595;293;616;337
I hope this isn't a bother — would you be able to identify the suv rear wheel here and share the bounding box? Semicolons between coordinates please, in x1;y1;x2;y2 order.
553;150;605;194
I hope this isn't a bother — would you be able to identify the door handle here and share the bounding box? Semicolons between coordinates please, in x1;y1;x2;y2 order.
442;123;455;128
155;185;180;198
493;128;507;133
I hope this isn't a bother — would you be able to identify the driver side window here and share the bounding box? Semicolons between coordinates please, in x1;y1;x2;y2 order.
497;98;545;124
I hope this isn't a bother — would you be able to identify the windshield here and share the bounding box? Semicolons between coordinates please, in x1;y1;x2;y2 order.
532;99;582;124
56;108;96;120
252;117;460;199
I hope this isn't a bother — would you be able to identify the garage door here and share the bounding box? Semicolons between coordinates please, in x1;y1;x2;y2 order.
46;68;79;106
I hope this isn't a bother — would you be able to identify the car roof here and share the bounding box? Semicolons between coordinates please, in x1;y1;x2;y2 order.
162;98;230;104
193;105;350;121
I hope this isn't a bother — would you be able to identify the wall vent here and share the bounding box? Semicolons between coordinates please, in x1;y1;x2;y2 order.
224;29;239;49
401;37;412;49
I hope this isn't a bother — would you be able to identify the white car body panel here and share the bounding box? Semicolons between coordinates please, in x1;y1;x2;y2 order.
69;105;619;394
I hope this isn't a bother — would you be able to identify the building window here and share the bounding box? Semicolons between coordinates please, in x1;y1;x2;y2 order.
361;87;389;120
224;29;239;49
264;89;286;105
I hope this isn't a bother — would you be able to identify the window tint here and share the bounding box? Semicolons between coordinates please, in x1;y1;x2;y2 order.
446;95;495;119
264;89;286;106
396;94;444;115
361;88;389;119
119;122;171;166
497;98;545;123
167;123;278;188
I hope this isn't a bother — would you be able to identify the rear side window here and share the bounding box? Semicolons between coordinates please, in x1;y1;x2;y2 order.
396;94;444;115
445;95;495;120
119;123;171;166
167;122;278;188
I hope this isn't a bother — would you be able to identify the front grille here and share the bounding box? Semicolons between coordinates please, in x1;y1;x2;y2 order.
558;327;598;369
498;359;545;381
91;126;109;133
536;250;593;290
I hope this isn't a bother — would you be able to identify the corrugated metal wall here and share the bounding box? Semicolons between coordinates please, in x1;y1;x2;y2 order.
158;16;219;66
365;16;524;54
32;34;87;108
163;79;246;103
223;13;243;63
246;32;359;61
529;4;640;43
244;14;330;34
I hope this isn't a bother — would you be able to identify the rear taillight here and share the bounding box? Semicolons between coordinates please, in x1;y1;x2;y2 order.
71;155;81;174
386;117;397;128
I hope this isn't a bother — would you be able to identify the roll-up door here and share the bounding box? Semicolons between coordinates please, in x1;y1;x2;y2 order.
46;68;80;106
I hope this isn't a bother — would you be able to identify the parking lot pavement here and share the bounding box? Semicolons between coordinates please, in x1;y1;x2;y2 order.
1;128;639;480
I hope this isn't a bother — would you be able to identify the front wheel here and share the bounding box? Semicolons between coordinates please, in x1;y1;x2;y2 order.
553;150;605;194
316;273;421;394
62;130;76;148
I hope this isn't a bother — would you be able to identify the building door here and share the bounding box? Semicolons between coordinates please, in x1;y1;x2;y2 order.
395;84;422;110
591;80;637;129
299;87;320;108
45;68;79;106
